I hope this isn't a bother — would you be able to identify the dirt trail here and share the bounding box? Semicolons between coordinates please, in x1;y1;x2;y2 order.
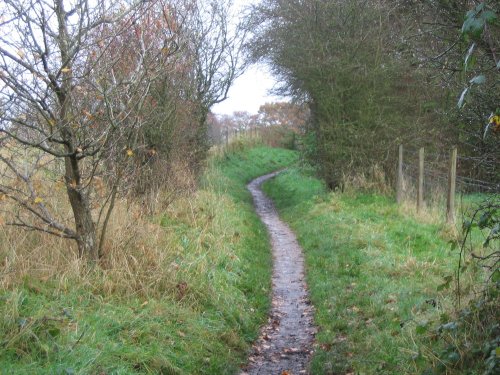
242;171;316;375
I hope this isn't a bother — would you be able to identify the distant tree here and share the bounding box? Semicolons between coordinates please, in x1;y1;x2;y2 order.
231;111;255;132
182;0;247;164
257;102;308;129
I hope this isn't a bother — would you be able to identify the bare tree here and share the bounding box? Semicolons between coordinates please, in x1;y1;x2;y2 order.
181;0;247;162
0;0;180;261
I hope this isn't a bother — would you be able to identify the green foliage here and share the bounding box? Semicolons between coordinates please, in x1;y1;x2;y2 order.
0;145;298;373
203;145;299;204
418;293;499;375
428;196;500;374
263;167;461;373
436;4;500;370
249;0;449;188
462;3;498;39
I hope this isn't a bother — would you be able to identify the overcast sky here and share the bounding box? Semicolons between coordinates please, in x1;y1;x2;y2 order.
212;64;284;115
211;0;286;116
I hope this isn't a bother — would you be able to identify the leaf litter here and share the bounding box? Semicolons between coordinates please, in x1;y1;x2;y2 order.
241;171;316;375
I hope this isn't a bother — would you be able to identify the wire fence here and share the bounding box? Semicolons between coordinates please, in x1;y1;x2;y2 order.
397;144;499;223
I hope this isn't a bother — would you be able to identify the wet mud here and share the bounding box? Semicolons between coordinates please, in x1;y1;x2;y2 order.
242;171;316;375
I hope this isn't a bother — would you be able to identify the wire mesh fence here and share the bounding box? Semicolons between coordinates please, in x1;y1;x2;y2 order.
397;144;499;223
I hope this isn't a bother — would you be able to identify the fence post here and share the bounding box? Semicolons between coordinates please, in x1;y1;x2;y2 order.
225;127;229;145
396;144;403;204
417;147;424;213
447;146;457;223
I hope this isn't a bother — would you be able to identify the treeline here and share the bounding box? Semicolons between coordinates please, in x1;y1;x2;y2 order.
247;0;499;190
0;0;244;261
208;101;309;144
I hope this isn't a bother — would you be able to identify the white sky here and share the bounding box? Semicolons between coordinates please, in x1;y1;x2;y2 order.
211;0;286;115
212;64;284;115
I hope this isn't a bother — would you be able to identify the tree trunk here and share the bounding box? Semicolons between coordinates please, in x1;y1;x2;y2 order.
55;0;98;262
65;156;98;262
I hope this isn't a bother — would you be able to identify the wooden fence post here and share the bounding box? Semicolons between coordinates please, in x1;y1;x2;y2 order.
447;147;457;223
417;147;424;213
396;144;403;204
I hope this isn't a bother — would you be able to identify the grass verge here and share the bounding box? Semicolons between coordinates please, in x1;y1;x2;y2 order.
0;144;298;374
263;167;491;374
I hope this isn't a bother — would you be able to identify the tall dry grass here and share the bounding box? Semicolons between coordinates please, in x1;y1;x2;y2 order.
341;164;469;234
0;157;242;304
341;164;394;195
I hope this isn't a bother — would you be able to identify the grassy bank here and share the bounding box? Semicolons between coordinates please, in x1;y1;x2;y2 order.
0;145;298;374
263;167;489;374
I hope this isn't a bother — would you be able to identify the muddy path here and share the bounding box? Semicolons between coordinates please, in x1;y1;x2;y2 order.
242;171;316;375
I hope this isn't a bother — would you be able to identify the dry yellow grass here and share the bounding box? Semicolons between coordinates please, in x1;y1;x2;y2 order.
0;153;237;303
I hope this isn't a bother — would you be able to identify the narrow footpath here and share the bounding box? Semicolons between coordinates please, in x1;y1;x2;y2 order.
242;171;316;375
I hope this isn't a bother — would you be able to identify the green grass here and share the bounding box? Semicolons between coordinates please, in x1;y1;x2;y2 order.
203;144;299;204
263;167;487;374
0;144;298;374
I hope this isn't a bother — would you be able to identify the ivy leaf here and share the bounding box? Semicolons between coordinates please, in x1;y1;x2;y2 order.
469;74;486;85
461;3;494;39
457;88;469;109
478;211;491;229
481;10;497;24
465;3;484;20
462;17;484;38
483;227;496;247
464;43;476;71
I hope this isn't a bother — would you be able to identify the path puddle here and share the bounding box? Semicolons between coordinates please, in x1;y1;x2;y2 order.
242;171;316;375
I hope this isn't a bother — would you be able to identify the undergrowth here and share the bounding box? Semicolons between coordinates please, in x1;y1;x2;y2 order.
0;142;298;374
263;167;496;374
